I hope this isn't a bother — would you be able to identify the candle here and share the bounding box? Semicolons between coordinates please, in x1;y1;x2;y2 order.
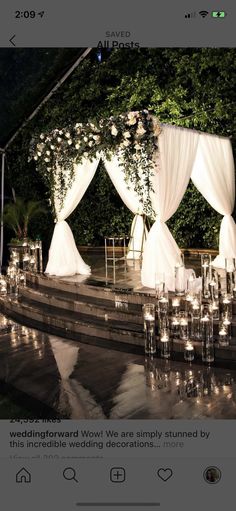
144;312;155;321
219;328;226;336
184;342;194;362
160;333;169;343
172;298;180;307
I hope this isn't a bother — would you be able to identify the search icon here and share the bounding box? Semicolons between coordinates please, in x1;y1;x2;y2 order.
63;467;78;483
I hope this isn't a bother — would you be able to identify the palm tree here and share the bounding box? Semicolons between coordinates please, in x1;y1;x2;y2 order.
4;197;46;241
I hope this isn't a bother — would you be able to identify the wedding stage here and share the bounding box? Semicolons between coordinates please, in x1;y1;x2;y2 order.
1;251;236;366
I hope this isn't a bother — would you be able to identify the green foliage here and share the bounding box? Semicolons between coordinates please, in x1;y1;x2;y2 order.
5;48;236;252
167;183;222;249
69;162;133;245
4;197;46;240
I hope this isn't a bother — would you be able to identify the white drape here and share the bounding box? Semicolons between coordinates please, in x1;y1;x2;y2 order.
46;157;100;276
104;154;148;259
141;125;200;289
191;134;236;268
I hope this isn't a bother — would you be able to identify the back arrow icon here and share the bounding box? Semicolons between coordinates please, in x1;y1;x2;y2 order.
9;35;16;46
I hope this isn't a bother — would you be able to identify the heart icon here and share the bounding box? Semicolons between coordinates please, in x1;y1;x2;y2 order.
157;468;173;482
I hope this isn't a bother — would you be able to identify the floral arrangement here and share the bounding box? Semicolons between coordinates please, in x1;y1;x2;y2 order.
30;110;161;217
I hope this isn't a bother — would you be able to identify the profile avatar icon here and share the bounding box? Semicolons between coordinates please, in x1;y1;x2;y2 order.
203;466;221;484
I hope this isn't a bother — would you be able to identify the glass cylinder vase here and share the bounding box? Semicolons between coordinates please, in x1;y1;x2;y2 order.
174;254;185;296
159;328;171;359
201;311;214;364
143;303;156;355
201;254;211;299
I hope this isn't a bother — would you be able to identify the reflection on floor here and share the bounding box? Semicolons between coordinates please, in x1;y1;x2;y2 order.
1;315;236;419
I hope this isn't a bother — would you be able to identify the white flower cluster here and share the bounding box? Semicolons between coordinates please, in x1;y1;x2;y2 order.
32;111;160;216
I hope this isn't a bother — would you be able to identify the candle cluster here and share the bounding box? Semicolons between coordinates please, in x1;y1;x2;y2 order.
143;253;236;367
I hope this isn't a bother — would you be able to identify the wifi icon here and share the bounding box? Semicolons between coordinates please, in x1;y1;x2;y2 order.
199;10;209;18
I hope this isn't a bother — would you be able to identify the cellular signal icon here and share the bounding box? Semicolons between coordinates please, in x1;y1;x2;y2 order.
185;12;196;18
199;10;209;18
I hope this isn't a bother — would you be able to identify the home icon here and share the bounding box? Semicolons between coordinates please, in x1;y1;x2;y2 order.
16;467;31;483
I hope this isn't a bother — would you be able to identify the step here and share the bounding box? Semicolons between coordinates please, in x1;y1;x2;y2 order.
0;296;144;348
1;295;236;364
25;272;157;306
20;286;143;325
20;284;236;339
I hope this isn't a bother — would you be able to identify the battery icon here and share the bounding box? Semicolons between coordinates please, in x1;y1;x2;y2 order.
211;11;226;17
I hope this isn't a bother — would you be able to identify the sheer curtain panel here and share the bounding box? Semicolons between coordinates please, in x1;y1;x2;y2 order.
46;157;100;276
191;134;236;267
141;125;199;288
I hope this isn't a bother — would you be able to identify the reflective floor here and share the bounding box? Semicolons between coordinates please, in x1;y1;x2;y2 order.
1;315;236;419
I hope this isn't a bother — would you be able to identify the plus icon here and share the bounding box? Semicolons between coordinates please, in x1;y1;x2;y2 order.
110;467;126;483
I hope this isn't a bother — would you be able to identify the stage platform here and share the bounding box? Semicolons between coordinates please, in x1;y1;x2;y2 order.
0;252;236;365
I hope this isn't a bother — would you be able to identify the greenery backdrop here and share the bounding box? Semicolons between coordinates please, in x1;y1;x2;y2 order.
4;48;236;254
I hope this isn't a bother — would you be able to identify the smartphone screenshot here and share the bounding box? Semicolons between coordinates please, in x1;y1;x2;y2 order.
0;1;235;510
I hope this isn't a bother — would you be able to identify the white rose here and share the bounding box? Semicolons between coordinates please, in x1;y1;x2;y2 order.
40;133;45;140
111;125;118;136
88;140;93;147
127;117;137;126
136;124;146;136
34;155;38;161
65;132;71;138
75;143;81;149
44;157;50;162
46;150;50;156
123;131;131;138
59;130;63;135
37;151;42;156
57;137;62;142
84;152;89;158
123;140;130;147
134;143;142;151
50;145;55;150
67;140;72;145
84;136;88;142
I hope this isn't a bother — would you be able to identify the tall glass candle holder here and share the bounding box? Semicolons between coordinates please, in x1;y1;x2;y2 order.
184;340;195;363
159;328;171;359
221;316;231;341
201;311;214;364
209;268;220;300
233;271;236;299
221;293;232;321
218;320;230;347
171;316;180;338
191;298;201;340
186;271;196;308
179;311;189;341
175;254;185;296
225;258;236;296
209;299;219;320
158;292;169;316
201;253;211;299
155;272;165;300
172;296;180;317
143;303;156;355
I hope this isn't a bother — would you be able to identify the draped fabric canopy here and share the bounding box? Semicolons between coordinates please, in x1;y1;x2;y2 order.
46;157;100;276
45;119;236;288
141;125;200;288
191;134;236;268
